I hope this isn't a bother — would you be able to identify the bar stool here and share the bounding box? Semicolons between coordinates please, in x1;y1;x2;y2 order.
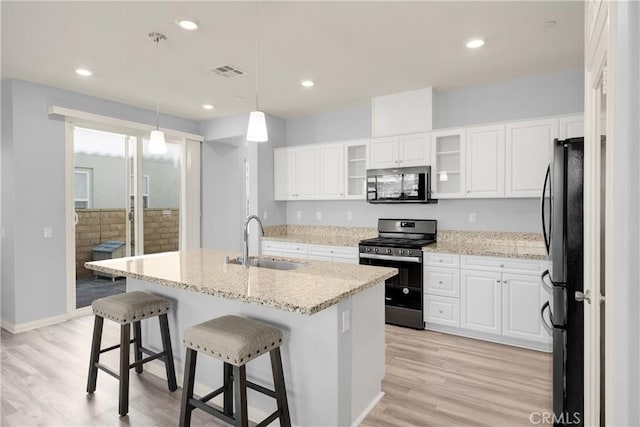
86;291;177;416
179;315;291;427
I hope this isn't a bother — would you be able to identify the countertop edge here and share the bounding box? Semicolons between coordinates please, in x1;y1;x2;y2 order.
85;262;397;316
421;245;549;261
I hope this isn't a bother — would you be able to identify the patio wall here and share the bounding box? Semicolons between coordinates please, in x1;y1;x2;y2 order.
75;208;179;278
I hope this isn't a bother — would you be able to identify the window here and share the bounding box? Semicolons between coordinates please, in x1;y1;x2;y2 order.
74;168;92;209
130;175;150;208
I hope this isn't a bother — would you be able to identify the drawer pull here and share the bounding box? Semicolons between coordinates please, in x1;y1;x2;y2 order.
438;281;443;284
500;264;505;268
438;310;443;314
439;259;443;263
503;280;508;284
496;279;501;283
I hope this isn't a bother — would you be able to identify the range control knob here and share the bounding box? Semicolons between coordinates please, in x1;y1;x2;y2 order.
386;248;392;254
408;250;413;256
366;247;372;252
399;249;405;255
374;248;379;253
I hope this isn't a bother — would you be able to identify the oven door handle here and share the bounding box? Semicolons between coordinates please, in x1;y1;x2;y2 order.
359;253;422;263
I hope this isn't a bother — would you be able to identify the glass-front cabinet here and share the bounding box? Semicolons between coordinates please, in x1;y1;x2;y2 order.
430;129;466;198
344;139;368;199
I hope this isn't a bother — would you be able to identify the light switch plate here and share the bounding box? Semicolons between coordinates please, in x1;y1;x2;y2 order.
296;210;302;220
316;211;322;221
263;211;268;220
44;226;53;238
469;212;477;224
347;211;353;221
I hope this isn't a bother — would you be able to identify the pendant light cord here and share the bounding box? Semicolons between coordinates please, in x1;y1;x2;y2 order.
155;35;160;130
255;0;259;111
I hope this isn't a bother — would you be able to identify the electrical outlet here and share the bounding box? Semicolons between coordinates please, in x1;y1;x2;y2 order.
469;212;477;224
316;211;322;221
43;226;53;239
296;210;302;220
347;211;353;221
263;211;268;220
342;310;350;333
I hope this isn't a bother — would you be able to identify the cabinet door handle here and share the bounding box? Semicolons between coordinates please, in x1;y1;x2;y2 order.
496;279;501;283
503;280;508;284
439;259;443;262
500;264;505;268
438;310;444;314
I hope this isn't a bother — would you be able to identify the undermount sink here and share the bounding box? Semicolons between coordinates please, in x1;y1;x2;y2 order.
228;257;304;271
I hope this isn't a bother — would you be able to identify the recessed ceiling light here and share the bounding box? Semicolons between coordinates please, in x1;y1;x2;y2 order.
202;104;214;110
301;80;315;87
75;68;93;77
177;19;198;31
465;39;485;49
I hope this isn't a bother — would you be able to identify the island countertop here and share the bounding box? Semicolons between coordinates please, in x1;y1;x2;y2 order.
85;248;397;315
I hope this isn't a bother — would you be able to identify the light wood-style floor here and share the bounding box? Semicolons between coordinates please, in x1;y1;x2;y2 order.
1;316;551;426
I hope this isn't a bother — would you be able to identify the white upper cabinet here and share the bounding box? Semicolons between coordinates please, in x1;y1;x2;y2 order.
320;143;345;199
369;136;398;169
369;133;430;169
430;129;466;198
295;146;320;199
465;124;505;198
274;139;368;201
273;146;319;200
344;140;368;199
398;133;431;167
274;148;295;201
505;118;557;198
559;115;585;139
372;87;434;137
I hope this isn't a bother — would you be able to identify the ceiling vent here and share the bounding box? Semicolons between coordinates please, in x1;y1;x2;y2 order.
210;64;246;78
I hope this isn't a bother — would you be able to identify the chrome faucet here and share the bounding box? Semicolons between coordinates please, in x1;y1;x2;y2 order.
243;215;264;268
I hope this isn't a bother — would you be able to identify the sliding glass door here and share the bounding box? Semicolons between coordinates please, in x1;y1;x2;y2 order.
72;126;183;309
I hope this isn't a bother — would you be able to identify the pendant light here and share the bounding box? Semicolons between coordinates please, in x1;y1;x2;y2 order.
149;32;168;154
246;0;268;142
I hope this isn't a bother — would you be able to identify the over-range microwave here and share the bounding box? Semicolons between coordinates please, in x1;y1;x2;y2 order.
366;166;437;204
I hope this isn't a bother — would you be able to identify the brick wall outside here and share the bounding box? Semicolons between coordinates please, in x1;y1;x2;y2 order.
75;208;179;278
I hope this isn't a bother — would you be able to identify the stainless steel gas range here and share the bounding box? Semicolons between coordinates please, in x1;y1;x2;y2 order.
358;219;437;329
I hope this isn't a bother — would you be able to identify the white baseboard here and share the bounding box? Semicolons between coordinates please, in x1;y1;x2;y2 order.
352;391;384;427
1;313;69;334
424;323;553;353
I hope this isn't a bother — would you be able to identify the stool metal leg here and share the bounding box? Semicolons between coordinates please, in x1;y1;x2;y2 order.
119;323;130;417
233;365;248;427
270;348;292;427
86;316;104;393
223;362;234;416
179;348;197;427
132;321;143;374
159;313;177;391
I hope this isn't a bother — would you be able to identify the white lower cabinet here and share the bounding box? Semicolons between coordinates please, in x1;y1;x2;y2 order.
424;295;460;327
307;244;358;264
262;240;357;264
501;273;549;342
424;251;551;351
460;269;502;334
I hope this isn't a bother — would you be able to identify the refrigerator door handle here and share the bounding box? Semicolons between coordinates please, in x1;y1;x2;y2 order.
540;164;551;255
540;301;554;335
541;269;553;294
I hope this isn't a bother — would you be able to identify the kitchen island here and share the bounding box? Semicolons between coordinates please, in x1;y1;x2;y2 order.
86;248;397;427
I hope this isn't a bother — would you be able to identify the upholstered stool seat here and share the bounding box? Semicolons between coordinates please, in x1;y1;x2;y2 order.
87;291;177;417
179;315;291;427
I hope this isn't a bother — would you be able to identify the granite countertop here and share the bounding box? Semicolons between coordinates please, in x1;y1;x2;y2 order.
421;230;548;260
85;249;397;315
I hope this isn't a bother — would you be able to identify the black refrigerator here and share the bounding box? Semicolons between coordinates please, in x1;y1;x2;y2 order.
540;137;584;426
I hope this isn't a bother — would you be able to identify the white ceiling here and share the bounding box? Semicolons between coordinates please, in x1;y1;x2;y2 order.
1;1;584;121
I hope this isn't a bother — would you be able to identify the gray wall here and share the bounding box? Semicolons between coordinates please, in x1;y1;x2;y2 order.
435;68;585;128
284;68;584;232
1;79;199;326
201;113;287;251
